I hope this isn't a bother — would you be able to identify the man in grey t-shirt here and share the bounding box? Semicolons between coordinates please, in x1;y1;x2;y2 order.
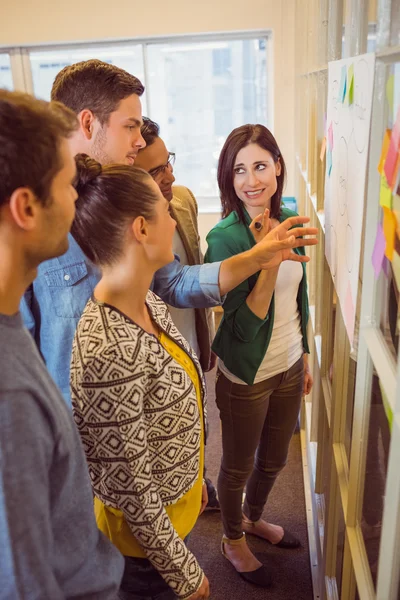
0;90;123;598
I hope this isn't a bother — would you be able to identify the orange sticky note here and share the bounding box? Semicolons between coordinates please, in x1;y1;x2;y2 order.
383;206;397;261
320;137;327;162
380;174;393;209
378;129;391;175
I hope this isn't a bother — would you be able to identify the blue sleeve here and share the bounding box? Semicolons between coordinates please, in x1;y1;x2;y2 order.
20;285;37;339
0;391;64;599
152;255;223;308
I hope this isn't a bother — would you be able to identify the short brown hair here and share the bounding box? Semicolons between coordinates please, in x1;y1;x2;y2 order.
0;89;78;208
51;59;145;125
218;124;286;222
72;154;159;266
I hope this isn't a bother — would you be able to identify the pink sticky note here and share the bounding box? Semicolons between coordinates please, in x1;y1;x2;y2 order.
328;122;334;149
384;107;400;189
372;223;386;278
344;282;355;346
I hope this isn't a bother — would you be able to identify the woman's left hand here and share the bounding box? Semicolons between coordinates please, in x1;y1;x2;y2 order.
303;356;313;395
249;208;272;243
199;482;208;516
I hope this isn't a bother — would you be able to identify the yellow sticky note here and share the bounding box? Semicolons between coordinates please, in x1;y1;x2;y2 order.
320;137;327;162
348;64;354;104
378;129;392;175
383;206;397;261
346;64;354;104
380;174;393;209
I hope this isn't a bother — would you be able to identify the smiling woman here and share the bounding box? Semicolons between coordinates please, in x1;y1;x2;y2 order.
204;123;312;589
218;124;286;223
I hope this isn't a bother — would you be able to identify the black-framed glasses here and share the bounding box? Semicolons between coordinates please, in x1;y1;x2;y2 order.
148;152;176;179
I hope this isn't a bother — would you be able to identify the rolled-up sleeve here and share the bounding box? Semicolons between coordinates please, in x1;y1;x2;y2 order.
152;255;223;308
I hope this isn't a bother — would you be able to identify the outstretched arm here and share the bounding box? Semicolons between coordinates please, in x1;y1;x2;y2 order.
153;214;317;309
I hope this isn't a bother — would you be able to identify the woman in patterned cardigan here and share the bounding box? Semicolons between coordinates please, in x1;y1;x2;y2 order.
69;154;314;599
69;155;209;600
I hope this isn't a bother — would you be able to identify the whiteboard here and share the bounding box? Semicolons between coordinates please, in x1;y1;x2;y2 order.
325;53;376;347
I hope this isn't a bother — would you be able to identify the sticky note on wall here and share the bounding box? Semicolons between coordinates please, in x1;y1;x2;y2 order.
384;106;400;189
380;174;393;209
348;64;354;105
378;130;391;175
328;122;334;149
383;206;397;261
339;65;347;103
327;148;333;176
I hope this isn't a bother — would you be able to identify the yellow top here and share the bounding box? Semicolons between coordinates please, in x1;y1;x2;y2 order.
94;330;204;557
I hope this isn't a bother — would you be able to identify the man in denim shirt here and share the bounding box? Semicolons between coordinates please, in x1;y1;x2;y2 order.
21;60;314;405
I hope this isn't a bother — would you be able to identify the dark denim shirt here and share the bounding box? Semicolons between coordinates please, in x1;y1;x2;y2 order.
20;234;222;405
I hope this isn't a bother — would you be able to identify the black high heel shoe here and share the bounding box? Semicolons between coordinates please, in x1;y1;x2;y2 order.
221;534;273;588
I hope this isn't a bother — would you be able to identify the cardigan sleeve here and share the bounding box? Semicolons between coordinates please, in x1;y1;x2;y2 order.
71;345;204;600
204;226;270;343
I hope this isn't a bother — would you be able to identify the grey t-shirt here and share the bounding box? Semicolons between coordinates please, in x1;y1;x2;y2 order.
0;311;124;599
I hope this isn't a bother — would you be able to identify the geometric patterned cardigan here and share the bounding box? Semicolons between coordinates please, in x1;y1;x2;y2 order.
70;291;206;598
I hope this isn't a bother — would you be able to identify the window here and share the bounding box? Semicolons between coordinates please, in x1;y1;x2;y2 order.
0;54;13;90
146;38;268;210
28;35;269;212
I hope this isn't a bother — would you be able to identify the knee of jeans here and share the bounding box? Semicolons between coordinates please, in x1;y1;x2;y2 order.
254;456;288;475
220;463;253;487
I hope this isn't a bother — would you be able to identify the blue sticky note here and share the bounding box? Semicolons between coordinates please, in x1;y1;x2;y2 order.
327;148;333;176
339;65;347;103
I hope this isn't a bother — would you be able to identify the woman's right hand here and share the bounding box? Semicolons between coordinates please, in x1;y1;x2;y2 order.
188;575;210;599
249;208;272;243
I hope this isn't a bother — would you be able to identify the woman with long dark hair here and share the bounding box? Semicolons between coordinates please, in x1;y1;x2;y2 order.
205;124;315;587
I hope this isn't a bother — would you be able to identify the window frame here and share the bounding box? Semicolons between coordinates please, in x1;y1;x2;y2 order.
2;30;272;214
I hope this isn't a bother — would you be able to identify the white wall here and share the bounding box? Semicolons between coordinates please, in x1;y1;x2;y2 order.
0;0;296;247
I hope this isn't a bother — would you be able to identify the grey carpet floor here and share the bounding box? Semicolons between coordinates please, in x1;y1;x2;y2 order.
188;368;314;600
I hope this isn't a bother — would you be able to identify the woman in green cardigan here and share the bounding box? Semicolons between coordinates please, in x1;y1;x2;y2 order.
205;124;315;588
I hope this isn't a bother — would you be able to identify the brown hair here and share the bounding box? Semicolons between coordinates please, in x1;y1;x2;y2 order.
51;59;145;125
0;89;78;208
72;154;159;266
218;124;286;222
141;117;160;147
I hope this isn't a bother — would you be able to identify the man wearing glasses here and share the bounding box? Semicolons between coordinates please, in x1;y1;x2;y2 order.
135;118;215;374
135;117;220;512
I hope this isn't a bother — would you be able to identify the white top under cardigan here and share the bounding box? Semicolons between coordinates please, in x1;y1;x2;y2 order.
219;260;304;385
